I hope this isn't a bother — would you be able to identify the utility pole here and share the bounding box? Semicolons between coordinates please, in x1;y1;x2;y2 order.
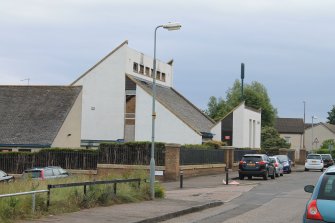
241;63;245;101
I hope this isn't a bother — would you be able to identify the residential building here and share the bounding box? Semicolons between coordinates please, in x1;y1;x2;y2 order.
71;41;220;145
275;118;304;158
0;86;82;151
213;102;262;148
304;122;335;151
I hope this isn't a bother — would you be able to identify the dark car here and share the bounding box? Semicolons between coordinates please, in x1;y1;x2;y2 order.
238;154;276;180
22;166;69;180
321;154;334;168
276;155;292;173
0;170;14;182
303;165;335;222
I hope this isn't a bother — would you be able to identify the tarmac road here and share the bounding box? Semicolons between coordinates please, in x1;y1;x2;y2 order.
162;170;321;223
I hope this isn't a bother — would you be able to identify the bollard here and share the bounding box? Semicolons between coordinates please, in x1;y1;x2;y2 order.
180;170;183;188
225;166;229;185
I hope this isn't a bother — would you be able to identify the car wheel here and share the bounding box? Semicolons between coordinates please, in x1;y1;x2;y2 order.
321;168;324;172
280;173;283;176
239;174;244;180
271;171;275;179
248;176;252;180
305;168;309;171
263;171;268;180
276;172;279;177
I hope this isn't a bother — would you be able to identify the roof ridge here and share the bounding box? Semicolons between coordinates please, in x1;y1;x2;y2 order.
71;40;128;86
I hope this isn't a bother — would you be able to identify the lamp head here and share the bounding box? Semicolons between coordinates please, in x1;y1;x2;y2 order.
162;22;182;31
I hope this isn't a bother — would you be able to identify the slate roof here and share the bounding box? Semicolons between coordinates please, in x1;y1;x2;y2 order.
275;118;304;134
0;86;82;147
322;123;335;134
128;76;215;135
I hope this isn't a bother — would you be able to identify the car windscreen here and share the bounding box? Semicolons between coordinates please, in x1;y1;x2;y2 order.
269;158;276;162
318;174;335;201
242;156;262;162
307;155;321;160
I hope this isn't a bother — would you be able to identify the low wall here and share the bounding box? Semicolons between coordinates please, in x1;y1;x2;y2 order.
180;164;226;178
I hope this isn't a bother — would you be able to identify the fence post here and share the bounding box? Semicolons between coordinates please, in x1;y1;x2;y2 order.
113;183;117;195
164;144;181;181
47;185;51;208
32;192;36;213
179;169;183;188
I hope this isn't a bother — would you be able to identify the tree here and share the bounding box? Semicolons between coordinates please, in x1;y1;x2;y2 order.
327;105;335;124
261;126;291;149
205;80;277;127
320;139;335;150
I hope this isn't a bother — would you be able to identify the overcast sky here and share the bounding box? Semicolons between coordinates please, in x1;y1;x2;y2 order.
1;0;334;123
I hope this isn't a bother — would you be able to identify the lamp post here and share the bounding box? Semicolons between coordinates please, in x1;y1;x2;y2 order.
303;101;306;148
311;115;318;150
150;22;181;200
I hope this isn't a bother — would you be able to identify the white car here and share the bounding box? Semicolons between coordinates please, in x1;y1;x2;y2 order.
305;154;324;172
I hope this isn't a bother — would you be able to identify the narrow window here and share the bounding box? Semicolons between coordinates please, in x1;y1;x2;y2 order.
133;62;138;72
139;65;144;74
156;71;161;80
145;67;150;76
161;73;166;82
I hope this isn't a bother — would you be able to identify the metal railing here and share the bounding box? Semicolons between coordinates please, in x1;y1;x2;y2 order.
0;190;49;213
234;149;258;162
47;178;141;207
180;147;224;165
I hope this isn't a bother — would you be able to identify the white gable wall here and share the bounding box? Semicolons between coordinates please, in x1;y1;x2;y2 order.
125;48;173;87
211;122;221;141
73;44;128;140
233;103;261;148
135;86;202;144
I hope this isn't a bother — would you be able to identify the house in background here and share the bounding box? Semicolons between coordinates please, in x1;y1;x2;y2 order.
212;102;262;149
274;118;304;158
0;86;82;151
71;41;220;145
304;122;335;151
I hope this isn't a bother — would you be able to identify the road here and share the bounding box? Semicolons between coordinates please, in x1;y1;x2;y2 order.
163;170;322;223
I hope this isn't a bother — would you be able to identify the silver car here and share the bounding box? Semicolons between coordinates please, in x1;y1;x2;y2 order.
269;156;284;177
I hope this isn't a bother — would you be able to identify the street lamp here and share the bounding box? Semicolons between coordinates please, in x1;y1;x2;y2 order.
303;101;306;148
150;22;181;199
311;115;318;150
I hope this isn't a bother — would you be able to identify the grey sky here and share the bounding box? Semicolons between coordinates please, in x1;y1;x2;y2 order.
1;0;334;123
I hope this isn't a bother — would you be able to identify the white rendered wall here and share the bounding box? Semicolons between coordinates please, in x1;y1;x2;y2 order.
135;87;202;144
73;44;127;141
211;122;222;141
125;47;173;87
233;103;261;148
304;124;335;151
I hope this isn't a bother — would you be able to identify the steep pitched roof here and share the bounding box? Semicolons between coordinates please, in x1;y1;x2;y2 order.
275;118;304;134
0;86;82;147
322;123;335;134
128;76;215;135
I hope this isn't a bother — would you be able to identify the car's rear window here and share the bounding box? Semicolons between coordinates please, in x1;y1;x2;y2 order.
321;155;332;159
307;155;321;160
318;175;335;200
276;155;288;161
242;156;262;162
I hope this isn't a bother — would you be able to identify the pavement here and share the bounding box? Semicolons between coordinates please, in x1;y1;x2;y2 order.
22;165;305;223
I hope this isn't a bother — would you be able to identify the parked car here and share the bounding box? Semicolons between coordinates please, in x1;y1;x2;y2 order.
276;155;292;173
321;154;334;168
0;170;14;182
305;154;324;172
303;165;335;222
22;166;69;180
269;156;284;177
238;154;276;180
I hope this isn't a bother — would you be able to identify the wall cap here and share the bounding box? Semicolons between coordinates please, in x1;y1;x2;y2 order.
165;143;181;148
